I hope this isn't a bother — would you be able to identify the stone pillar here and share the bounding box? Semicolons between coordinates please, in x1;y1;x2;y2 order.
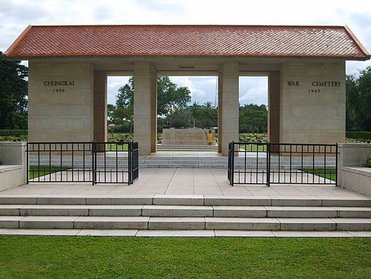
268;71;280;143
219;63;239;156
217;73;223;154
94;71;107;142
150;71;157;153
134;62;156;155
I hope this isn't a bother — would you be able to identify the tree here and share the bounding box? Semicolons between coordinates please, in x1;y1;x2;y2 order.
356;67;371;130
0;52;28;129
111;76;191;132
239;104;268;133
346;74;359;130
157;76;191;116
346;67;371;131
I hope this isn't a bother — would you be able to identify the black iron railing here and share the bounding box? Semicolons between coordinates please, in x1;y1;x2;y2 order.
27;141;139;185
228;142;338;186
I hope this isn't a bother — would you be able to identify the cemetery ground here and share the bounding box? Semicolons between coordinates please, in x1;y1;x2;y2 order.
0;236;370;278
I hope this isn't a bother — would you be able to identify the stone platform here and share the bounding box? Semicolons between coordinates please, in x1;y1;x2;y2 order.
0;168;370;237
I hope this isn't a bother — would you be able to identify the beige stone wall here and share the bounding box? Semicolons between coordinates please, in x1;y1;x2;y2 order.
280;62;346;144
28;62;94;142
162;128;210;145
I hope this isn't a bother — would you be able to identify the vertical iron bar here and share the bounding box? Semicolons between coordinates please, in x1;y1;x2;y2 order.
26;143;29;184
37;144;40;182
301;145;304;184
312;144;315;184
230;142;234;186
335;144;338;186
324;145;327;184
128;142;132;184
266;143;270;187
116;142;119;183
92;142;96;185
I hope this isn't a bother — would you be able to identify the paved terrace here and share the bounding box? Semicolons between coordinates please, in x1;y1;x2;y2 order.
0;168;367;199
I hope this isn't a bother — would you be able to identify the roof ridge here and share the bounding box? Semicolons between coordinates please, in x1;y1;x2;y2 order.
26;24;347;28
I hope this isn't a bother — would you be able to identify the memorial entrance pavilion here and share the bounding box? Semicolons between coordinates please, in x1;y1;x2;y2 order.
5;25;370;155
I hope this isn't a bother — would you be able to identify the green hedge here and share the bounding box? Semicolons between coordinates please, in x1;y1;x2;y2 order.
0;130;28;136
346;131;371;140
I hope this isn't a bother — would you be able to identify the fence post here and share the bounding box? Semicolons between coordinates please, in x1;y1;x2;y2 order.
228;141;235;186
92;142;96;185
266;143;270;187
26;142;29;184
335;143;338;187
128;141;133;184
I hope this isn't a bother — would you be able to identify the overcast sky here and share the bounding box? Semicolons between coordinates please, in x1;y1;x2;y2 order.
1;0;370;105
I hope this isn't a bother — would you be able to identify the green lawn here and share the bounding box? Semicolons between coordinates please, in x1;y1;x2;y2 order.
0;236;370;278
303;168;336;181
29;166;69;179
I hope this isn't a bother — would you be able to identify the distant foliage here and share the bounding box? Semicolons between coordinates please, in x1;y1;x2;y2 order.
239;104;268;133
346;131;371;140
0;52;28;129
346;67;371;131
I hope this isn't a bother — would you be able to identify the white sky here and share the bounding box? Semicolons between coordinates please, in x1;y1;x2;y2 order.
1;0;370;105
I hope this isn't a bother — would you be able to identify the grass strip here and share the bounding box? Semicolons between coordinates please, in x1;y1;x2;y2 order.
0;237;370;278
29;166;69;179
302;168;336;181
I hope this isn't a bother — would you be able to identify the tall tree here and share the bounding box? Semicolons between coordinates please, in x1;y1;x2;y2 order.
357;67;371;130
0;52;28;129
346;67;371;131
156;76;191;116
111;76;191;131
239;104;268;133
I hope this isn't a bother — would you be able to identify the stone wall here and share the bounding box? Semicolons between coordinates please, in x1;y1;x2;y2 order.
280;62;345;144
338;144;371;197
28;62;94;142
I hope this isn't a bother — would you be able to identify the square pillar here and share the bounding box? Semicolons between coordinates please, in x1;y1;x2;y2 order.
94;71;107;142
218;74;223;153
268;71;280;143
219;63;239;156
134;62;156;155
150;71;157;153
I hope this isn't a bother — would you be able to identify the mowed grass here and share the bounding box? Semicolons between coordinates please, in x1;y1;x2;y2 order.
303;168;337;181
28;166;69;179
0;236;370;278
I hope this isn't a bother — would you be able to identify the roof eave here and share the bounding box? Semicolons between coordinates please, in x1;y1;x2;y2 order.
6;54;369;61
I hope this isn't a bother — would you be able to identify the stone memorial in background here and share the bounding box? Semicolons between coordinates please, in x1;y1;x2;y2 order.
162;128;212;146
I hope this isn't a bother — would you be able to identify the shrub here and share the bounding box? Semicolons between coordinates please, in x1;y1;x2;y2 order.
367;156;371;168
346;131;371;140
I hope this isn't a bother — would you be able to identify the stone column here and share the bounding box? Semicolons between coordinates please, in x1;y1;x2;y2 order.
268;71;280;144
217;73;223;153
94;71;107;142
219;63;239;156
134;62;156;155
150;70;157;153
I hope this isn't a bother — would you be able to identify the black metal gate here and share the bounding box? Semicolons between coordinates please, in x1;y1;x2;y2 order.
27;141;139;185
228;142;338;186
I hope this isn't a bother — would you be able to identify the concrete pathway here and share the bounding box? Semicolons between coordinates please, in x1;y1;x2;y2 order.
0;168;367;200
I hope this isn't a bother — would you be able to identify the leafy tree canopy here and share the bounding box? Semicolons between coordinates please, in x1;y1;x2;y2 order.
0;52;28;129
346;66;371;131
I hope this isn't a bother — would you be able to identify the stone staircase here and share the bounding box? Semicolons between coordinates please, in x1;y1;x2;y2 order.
139;155;228;168
0;195;370;237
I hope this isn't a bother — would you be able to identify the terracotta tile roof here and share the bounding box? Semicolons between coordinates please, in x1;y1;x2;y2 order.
5;25;370;60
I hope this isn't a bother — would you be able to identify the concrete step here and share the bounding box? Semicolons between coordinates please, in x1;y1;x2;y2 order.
0;216;370;231
0;196;370;207
0;229;370;237
0;205;370;218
